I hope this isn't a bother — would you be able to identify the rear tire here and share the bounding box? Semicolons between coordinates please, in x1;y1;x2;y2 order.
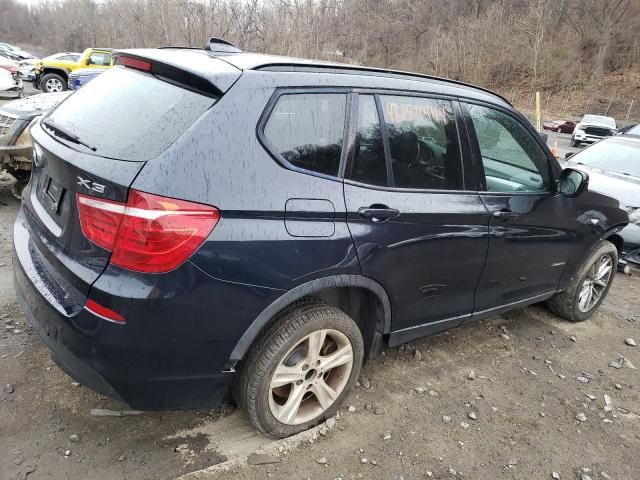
546;241;617;322
41;73;67;93
235;301;364;438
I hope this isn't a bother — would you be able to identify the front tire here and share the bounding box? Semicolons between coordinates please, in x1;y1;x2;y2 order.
570;139;580;147
546;241;617;322
41;73;67;93
235;302;364;438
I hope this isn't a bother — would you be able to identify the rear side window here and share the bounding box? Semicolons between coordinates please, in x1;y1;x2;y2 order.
46;67;215;161
380;95;463;190
264;93;347;177
347;95;387;186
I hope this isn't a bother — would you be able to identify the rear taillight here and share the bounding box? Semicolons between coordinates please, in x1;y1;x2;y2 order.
77;190;220;273
118;56;152;72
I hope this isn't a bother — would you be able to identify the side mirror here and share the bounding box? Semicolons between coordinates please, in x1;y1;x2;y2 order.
539;132;548;143
565;151;576;159
558;168;589;197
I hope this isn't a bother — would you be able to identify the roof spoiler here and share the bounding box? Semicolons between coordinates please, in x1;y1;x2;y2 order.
114;50;241;97
204;38;242;54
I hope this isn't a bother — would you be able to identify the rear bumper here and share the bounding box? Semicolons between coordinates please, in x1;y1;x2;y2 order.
13;206;283;409
1;80;22;96
14;263;126;401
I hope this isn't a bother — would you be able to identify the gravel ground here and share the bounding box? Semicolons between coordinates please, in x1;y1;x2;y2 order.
1;155;638;479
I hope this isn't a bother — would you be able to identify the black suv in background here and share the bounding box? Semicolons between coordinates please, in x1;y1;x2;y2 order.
13;38;628;438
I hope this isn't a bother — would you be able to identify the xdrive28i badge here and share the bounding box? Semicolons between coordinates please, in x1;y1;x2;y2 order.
77;176;106;194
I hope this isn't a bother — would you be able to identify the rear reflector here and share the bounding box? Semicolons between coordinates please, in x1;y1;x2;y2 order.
85;299;126;323
118;56;152;72
77;191;220;273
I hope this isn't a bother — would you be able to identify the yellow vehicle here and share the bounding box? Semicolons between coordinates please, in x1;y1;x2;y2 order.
35;48;113;93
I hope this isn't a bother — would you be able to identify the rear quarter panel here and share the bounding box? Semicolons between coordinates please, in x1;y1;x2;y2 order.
130;71;360;291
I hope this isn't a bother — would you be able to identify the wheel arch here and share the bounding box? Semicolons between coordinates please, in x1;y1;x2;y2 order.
228;274;392;364
42;67;70;80
603;231;624;256
558;226;625;291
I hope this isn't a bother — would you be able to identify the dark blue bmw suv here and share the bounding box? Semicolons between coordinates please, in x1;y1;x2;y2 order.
13;38;628;438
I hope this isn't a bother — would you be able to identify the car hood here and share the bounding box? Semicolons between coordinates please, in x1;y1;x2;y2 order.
579;121;616;129
0;92;72;120
565;160;640;207
40;59;79;69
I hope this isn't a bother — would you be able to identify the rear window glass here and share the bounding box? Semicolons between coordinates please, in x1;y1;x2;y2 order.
45;66;215;161
264;93;347;177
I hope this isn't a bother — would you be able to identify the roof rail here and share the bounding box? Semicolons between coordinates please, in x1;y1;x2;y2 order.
204;37;242;54
254;63;511;106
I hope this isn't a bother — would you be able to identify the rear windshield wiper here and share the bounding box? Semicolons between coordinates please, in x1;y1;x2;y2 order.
42;119;97;152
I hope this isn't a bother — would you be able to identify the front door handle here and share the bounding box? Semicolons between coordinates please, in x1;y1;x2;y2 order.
358;206;400;222
492;209;519;219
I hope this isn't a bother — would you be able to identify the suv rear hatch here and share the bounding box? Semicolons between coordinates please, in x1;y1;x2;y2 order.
19;51;240;309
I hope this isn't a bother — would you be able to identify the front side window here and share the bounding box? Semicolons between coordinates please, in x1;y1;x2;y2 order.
380;95;463;190
264;93;347;177
466;104;550;192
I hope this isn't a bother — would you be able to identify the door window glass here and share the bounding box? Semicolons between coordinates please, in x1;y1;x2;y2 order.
88;52;111;66
347;94;387;186
380;95;463;190
264;93;347;177
466;104;550;192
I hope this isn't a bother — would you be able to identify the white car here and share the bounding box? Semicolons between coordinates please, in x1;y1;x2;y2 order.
571;114;617;147
0;57;23;98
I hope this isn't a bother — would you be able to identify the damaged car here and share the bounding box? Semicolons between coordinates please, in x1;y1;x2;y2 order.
571;114;617;147
0;56;23;98
0;92;70;197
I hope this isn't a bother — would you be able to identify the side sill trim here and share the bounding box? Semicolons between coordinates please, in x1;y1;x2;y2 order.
388;290;558;347
388;313;470;347
468;290;557;322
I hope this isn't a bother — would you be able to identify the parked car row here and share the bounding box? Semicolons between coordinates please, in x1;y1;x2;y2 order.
34;48;112;92
1;43;112;96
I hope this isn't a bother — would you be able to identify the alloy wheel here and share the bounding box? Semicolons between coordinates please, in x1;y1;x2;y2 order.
268;329;353;425
578;254;613;312
45;78;63;92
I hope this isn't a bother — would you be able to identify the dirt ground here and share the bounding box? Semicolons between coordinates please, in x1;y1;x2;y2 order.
0;176;639;480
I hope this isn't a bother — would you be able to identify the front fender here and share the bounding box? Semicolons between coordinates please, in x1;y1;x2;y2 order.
228;274;392;362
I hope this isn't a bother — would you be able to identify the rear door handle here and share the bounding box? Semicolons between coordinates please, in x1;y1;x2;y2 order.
492;209;519;219
358;206;400;222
